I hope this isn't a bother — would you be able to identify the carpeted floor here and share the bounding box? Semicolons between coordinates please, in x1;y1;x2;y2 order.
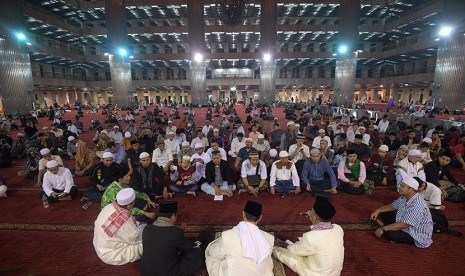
1;105;465;276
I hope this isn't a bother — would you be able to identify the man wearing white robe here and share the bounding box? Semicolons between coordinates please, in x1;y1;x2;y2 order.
206;200;274;276
93;188;143;265
273;198;344;276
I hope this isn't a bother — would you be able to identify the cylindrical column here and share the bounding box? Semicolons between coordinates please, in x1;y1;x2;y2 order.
333;0;360;106
105;0;134;108
259;0;277;104
432;0;465;110
188;0;207;105
0;0;35;114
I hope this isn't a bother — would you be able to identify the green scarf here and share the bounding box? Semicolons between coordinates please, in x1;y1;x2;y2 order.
345;158;361;178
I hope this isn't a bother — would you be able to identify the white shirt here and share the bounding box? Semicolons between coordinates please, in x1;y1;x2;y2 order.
151;148;173;167
68;125;79;136
125;114;134;121
312;136;332;148
253;140;271;152
109;131;123;144
237;125;245;135
419;182;442;209
377;120;390;133
229;138;246;156
39;155;64;171
240;159;267;180
361;133;370;145
270;161;300;187
202;125;213;136
191;137;209;149
191;152;211;177
164;138;180;155
42;167;75;196
288;144;310;163
206;147;227;161
346;127;358;143
175;133;186;144
166;125;177;134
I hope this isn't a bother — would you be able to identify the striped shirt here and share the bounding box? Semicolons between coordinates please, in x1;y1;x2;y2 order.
392;193;433;248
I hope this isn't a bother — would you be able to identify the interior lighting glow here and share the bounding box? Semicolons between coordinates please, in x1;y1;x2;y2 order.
439;26;453;37
263;53;271;62
194;53;203;63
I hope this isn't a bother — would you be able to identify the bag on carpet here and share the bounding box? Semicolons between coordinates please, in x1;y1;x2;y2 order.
430;209;462;237
445;186;465;202
366;165;385;186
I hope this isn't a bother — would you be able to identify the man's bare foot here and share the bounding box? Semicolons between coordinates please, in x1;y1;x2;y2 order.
168;193;174;198
324;188;337;194
0;193;7;198
306;184;311;191
80;197;89;203
187;191;196;196
238;189;246;195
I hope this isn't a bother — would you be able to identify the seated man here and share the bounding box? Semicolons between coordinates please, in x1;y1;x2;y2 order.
132;152;170;200
93;188;143;265
203;150;236;197
413;177;444;210
425;150;464;189
190;129;209;149
228;132;246;158
393;145;409;167
104;141;126;165
206;140;227;161
165;131;180;157
66;136;77;159
366;144;395;186
301;148;338;196
253;134;271;154
269;151;300;195
337;150;374;195
348;134;371;162
273;198;344;276
177;141;194;165
288;134;310;176
101;166;156;221
152;140;173;173
36;148;63;187
190;143;211;178
237;150;269;195
206;201;274;276
82;152;121;204
40;160;77;204
234;138;256;171
370;177;433;248
312;129;332;148
169;155;204;196
141;201;204;276
395;150;426;185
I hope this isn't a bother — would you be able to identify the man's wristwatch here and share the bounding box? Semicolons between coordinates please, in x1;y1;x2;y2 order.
380;226;385;232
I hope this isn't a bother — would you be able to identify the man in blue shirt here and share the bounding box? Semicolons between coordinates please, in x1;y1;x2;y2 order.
301;148;338;196
370;176;433;248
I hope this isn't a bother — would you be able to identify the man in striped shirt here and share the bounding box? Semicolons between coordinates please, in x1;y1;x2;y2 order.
370;176;433;248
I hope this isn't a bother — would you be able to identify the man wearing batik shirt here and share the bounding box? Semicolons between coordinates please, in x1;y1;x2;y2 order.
301;148;338;195
93;188;143;265
235;138;257;170
371;177;433;248
269;151;300;195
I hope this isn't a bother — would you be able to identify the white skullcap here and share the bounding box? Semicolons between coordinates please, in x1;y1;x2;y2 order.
287;121;295;126
401;177;419;190
17;133;25;137
168;131;175;136
182;155;191;161
113;125;119;129
46;160;59;168
194;143;204;149
318;129;326;133
359;126;366;130
310;148;321;155
213;128;219;132
279;150;289;158
295;123;300;128
124;131;131;138
187;123;192;127
43;126;49;130
274;117;278;120
168;120;173;123
116;188;136;206
422;137;432;144
269;149;277;158
399;145;409;150
68;136;75;142
0;185;7;194
379;145;389;152
139;152;150;159
258;134;265;139
245;138;253;142
408;150;422;156
452;122;459;127
181;141;190;147
101;130;108;135
102;152;113;159
40;148;50;156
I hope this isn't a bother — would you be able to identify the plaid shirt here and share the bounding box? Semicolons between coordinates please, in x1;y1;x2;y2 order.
102;203;135;238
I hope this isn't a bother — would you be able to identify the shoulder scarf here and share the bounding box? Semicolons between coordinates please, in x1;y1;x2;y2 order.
345;158;361;178
102;202;134;237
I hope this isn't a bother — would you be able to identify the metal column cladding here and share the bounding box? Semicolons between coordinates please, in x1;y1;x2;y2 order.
333;0;360;106
105;0;133;108
0;0;34;115
432;0;465;110
188;0;207;105
259;0;277;105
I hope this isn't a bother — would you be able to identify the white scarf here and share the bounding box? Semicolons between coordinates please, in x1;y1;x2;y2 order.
233;221;272;264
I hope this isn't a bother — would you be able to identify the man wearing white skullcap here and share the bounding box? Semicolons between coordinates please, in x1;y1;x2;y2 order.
395;149;425;185
301;148;338;195
178;141;194;165
269;151;301;195
164;131;180;156
237;150;269;195
121;131;136;150
365;144;395;186
37;148;63;188
252;133;270;154
109;125;123;145
370;176;433;248
40;159;77;203
312;129;332;149
66;135;78;159
190;143;211;177
93;188;143;265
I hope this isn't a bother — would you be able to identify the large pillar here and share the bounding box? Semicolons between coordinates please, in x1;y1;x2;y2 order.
187;0;207;105
0;0;35;114
333;0;360;106
258;0;277;104
105;0;134;108
432;0;465;110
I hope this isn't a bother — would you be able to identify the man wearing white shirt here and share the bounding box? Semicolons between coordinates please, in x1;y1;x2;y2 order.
109;125;123;145
346;122;359;144
206;140;227;161
312;129;332;148
202;120;214;136
414;177;444;210
236;123;245;135
66;120;79;136
269;151;300;195
164;132;180;156
152;140;173;173
253;134;270;153
228;132;246;157
125;111;134;122
377;115;390;134
237;151;269;195
37;148;64;188
190;143;211;177
166;120;177;134
40;160;77;203
191;129;209;149
358;126;371;146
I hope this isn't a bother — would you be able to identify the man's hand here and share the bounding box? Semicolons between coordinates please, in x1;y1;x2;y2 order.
35;181;42;188
370;209;380;220
213;185;221;195
50;192;59;198
97;184;104;191
146;199;157;209
176;181;183;186
375;228;384;238
382;177;388;186
459;184;465;190
162;188;169;200
144;211;156;219
294;186;301;195
440;188;447;200
270;187;275;195
274;238;289;248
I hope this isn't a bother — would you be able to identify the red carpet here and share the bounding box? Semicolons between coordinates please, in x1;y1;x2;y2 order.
1;105;465;276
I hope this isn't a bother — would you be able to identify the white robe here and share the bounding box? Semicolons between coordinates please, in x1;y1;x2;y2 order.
273;224;344;276
93;204;143;265
206;228;274;276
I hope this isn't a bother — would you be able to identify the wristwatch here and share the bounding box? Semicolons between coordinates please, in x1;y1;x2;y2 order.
380;226;385;232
